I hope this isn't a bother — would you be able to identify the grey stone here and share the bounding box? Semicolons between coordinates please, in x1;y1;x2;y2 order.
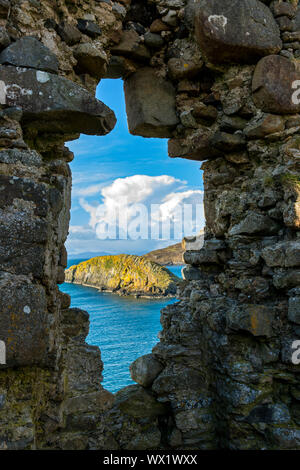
252;55;300;114
0;106;22;121
175;409;214;433
227;304;275;337
220;115;247;132
56;22;82;45
0;0;10;19
114;385;167;418
130;354;163;388
192;102;218;122
194;0;282;64
0;65;116;135
0;27;10;51
210;131;246;152
229;211;279;235
244;114;285;139
77;19;102;38
0;271;48;368
111;30;150;62
288;297;300;324
270;428;300;449
168;428;183;447
0;394;5;409
126;427;161;450
273;270;300;289
272;1;296;19
144;32;164;49
182;266;202;280
262;241;300;268
217;378;263;407
180;110;197;128
112;3;126;19
246;403;291;424
183;249;219;266
124;67;179;138
62;308;90;339
168;57;203;80
104;55;136;79
74;43;107;79
0;37;59;73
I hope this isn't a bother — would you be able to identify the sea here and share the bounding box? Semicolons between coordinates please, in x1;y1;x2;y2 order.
60;259;183;393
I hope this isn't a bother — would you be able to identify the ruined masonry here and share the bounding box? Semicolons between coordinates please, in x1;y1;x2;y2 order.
0;0;299;450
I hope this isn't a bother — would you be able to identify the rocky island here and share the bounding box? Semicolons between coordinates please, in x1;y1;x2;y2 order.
65;254;180;298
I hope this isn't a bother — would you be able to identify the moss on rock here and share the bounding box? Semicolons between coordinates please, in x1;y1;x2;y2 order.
65;255;180;297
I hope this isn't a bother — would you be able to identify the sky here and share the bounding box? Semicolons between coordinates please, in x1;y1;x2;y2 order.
66;79;205;257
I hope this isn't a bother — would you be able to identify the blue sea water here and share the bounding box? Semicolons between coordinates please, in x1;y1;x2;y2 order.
60;261;183;393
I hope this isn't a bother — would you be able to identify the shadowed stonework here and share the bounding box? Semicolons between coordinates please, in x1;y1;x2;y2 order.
0;0;299;450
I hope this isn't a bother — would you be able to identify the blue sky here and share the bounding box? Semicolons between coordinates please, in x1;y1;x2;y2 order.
66;79;204;257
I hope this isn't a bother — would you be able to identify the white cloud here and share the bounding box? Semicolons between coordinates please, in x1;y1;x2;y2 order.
73;183;104;197
68;225;96;240
78;174;205;244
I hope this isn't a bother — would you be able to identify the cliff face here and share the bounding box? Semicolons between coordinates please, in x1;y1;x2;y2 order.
144;243;184;266
65;255;179;297
0;0;299;451
144;232;204;265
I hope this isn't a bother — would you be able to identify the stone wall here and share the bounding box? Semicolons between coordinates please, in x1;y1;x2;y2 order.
0;0;299;450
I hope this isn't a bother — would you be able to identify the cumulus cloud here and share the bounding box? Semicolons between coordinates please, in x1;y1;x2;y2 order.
73;183;105;197
79;174;205;243
68;225;96;240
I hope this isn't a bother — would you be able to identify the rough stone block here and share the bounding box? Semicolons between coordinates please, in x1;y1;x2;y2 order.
167;58;203;80
0;175;49;217
182;232;204;251
183;249;219;266
182;265;202;280
130;354;163;388
245;403;290;424
227;304;275;337
252;55;300;114
229;211;279;235
0;65;116;136
74;43;107;79
0;37;59;73
194;0;282;64
0;0;10;19
0;239;45;278
77;19;102;38
111;30;150;62
288;297;300;324
262;241;300;268
56;22;82;46
114;385;167;418
124;67;179;138
244;114;285;139
0;272;48;367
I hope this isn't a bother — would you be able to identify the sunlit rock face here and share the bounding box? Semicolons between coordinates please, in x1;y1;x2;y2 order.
0;0;299;451
65;255;179;297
